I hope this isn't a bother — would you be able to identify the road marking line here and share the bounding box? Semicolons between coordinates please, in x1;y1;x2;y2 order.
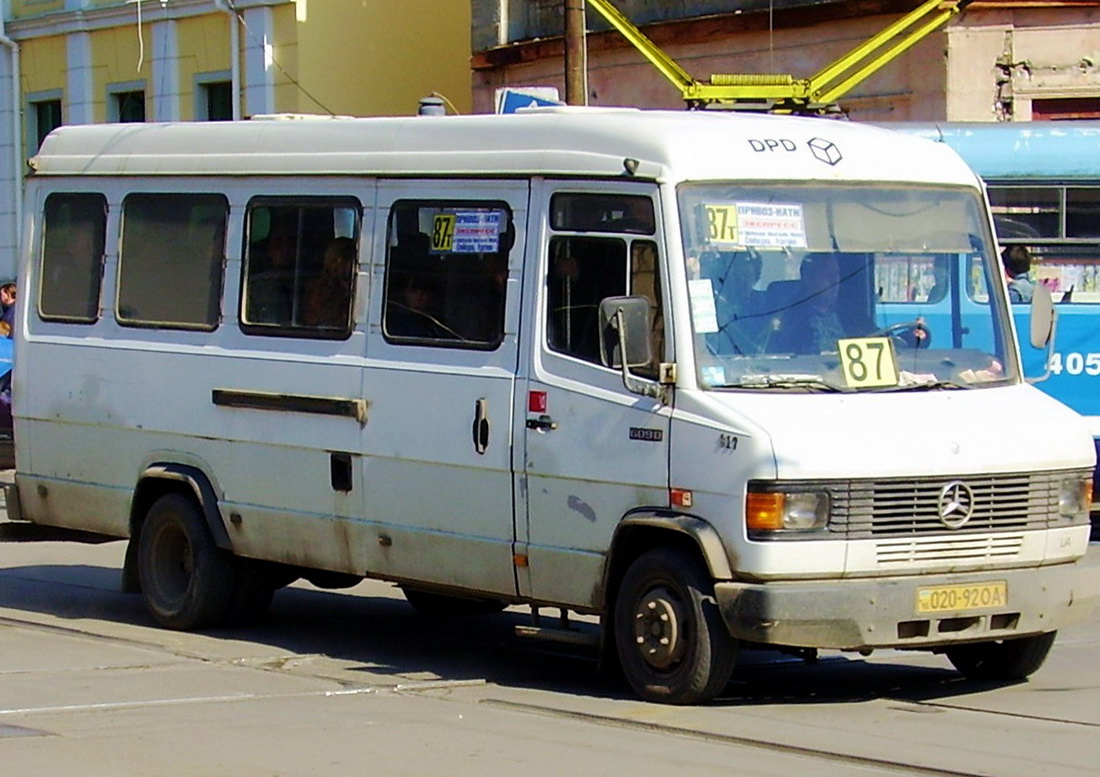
0;687;377;717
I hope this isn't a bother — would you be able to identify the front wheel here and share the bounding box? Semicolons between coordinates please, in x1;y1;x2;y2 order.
944;632;1057;681
613;547;735;705
137;493;236;630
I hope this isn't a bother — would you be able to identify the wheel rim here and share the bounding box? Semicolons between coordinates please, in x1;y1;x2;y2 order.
631;585;687;671
151;524;193;607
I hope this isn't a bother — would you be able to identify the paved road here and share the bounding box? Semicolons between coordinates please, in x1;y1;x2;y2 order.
1;533;1098;777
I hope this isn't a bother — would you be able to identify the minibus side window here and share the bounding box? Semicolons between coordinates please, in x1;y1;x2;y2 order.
382;200;511;348
548;236;628;364
546;193;663;371
39;193;107;323
118;193;228;330
240;198;360;338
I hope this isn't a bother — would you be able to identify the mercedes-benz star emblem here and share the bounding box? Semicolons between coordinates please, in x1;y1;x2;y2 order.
937;481;974;529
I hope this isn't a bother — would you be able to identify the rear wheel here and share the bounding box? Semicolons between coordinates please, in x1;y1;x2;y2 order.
945;632;1057;681
137;493;235;630
613;547;735;705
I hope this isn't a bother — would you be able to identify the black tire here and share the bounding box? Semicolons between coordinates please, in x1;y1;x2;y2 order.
137;493;236;630
945;631;1057;681
402;587;508;617
613;547;736;705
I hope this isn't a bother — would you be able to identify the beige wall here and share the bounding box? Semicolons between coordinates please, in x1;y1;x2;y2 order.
12;1;474;121
175;14;231;122
296;1;472;116
19;33;64;97
89;24;148;123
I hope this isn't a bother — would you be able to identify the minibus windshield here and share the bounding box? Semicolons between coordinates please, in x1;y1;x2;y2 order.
678;183;1016;392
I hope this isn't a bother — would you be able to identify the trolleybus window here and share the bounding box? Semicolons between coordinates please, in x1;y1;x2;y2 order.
988;186;1100;303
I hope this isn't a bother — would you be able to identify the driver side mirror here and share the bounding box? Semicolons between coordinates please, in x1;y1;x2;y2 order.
598;296;667;401
598;295;653;369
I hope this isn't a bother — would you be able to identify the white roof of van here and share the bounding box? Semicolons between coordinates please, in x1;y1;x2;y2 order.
30;108;978;187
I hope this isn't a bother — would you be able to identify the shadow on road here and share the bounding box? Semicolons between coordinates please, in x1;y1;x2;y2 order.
0;558;1026;708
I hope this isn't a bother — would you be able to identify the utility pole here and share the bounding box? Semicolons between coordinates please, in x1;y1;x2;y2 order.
564;0;587;105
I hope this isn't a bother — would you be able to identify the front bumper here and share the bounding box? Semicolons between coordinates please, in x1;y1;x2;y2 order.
715;561;1100;650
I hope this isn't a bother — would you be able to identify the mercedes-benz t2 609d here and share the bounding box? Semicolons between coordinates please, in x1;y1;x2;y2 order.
8;110;1096;704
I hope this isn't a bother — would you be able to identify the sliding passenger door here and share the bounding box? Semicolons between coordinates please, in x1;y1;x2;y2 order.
362;180;527;597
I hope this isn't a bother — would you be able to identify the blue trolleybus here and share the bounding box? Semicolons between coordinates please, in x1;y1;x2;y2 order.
882;122;1100;514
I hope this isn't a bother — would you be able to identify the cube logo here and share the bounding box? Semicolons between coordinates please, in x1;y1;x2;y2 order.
807;137;842;166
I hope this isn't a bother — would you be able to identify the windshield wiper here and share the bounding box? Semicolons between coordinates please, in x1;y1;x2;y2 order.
872;379;970;392
729;374;849;392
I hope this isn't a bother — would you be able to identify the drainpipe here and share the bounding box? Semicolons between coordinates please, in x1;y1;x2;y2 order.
0;18;21;279
214;0;242;120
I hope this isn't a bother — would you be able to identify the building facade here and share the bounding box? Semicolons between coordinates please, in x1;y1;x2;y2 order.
0;0;473;279
471;1;1100;120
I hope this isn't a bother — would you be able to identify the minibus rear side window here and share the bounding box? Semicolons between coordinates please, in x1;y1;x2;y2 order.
241;198;360;338
39;193;107;323
118;193;228;330
382;200;511;348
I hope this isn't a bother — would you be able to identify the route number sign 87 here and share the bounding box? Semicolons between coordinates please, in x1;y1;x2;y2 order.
838;337;899;388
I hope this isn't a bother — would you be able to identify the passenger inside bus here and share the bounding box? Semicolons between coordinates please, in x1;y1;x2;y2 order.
246;217;299;324
304;237;356;329
1002;244;1036;303
386;271;456;340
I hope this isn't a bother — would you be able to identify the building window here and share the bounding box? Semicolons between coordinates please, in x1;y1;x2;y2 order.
108;83;147;123
30;97;62;150
196;74;234;121
1032;97;1100;121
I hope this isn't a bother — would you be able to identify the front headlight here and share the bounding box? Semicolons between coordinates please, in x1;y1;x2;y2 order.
746;487;829;538
1058;476;1092;522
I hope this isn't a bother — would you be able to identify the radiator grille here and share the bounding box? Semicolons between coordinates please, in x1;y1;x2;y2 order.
874;534;1025;565
826;471;1077;539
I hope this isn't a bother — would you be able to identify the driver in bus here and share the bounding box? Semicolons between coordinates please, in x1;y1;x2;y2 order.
773;252;874;353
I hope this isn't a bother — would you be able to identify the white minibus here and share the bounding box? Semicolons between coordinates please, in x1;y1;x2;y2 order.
8;109;1097;704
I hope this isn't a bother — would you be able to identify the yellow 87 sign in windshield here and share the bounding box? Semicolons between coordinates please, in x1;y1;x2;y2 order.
838;337;899;388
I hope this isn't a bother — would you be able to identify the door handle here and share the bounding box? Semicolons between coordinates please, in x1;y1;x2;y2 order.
525;414;558;431
473;398;490;454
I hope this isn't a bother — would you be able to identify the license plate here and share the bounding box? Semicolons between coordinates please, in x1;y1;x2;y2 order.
916;581;1007;614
